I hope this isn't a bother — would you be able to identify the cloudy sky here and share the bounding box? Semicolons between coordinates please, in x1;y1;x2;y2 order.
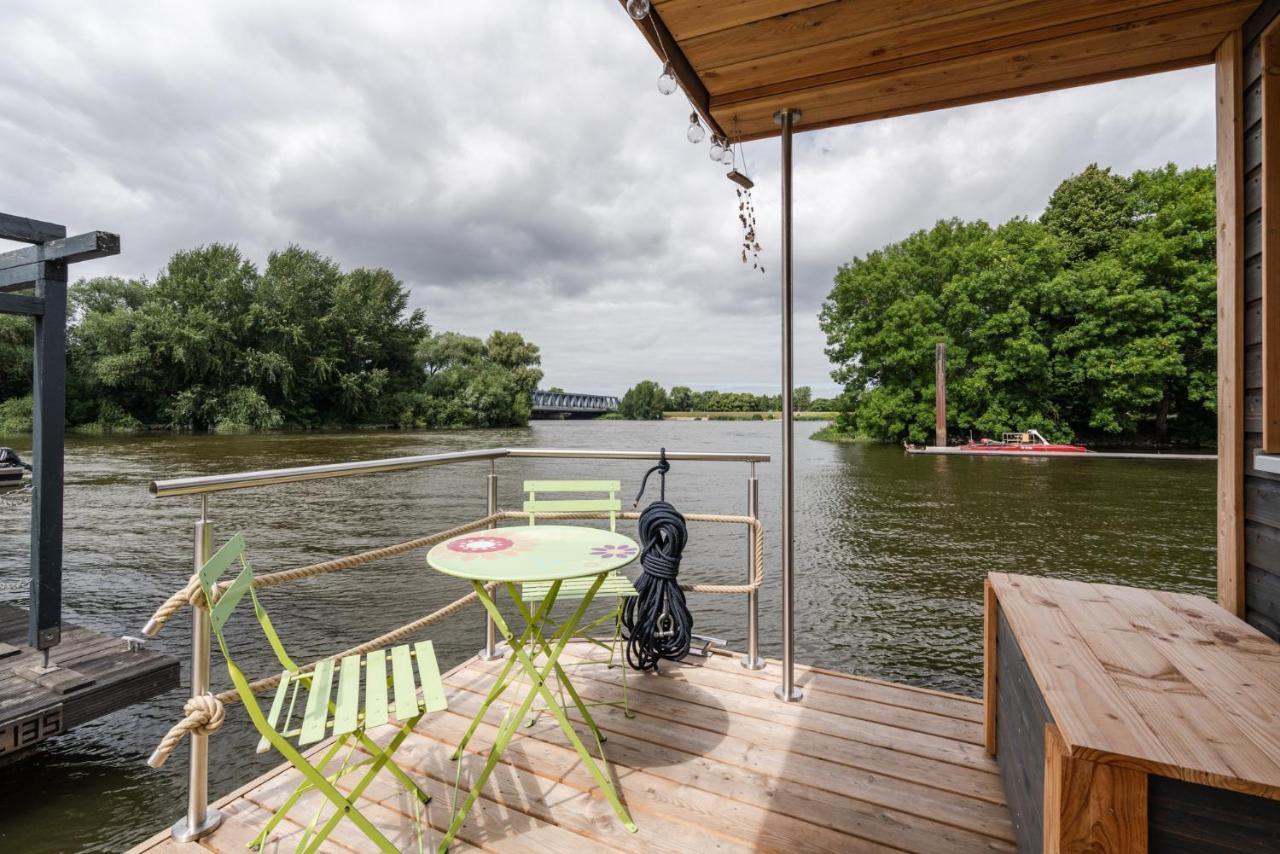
1;1;1217;397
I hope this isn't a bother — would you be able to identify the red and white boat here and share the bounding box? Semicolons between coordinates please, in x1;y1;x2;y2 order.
958;430;1088;454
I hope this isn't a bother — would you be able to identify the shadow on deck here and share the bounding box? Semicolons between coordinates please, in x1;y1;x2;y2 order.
132;643;1013;852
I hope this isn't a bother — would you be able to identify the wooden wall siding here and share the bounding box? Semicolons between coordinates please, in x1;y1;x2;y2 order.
634;1;1259;141
1148;775;1280;852
1222;29;1249;617
996;609;1052;854
1263;17;1280;447
1243;1;1280;638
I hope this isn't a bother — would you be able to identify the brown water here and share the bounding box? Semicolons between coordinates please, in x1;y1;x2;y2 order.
0;421;1215;852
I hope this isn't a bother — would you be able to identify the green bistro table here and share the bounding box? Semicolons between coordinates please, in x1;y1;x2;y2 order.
426;524;641;850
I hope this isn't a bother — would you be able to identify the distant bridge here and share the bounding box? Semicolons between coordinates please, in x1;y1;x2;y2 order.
531;391;620;419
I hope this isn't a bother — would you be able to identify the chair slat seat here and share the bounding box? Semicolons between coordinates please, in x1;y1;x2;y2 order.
257;641;446;748
521;571;637;602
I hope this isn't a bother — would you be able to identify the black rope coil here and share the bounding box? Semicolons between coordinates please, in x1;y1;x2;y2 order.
623;450;693;670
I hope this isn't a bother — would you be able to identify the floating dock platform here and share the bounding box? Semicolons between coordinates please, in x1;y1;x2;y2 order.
0;604;179;764
906;446;1216;461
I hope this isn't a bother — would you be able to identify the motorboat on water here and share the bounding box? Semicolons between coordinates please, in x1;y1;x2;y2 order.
959;430;1088;453
0;447;30;486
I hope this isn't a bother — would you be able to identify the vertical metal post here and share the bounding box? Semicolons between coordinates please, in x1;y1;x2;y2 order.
774;108;803;703
742;462;765;670
479;461;504;660
935;341;948;447
29;259;66;652
171;496;222;842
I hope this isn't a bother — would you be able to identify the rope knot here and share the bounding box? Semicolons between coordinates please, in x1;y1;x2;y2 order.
186;575;208;609
184;693;225;736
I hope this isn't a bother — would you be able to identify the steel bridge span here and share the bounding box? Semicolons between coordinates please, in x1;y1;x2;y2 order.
531;391;619;419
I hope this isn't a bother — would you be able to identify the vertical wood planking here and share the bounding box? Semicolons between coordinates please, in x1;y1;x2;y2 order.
1263;20;1280;450
1218;30;1247;616
983;577;996;757
1043;723;1148;854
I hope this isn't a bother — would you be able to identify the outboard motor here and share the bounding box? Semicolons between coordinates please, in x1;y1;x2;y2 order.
0;448;29;469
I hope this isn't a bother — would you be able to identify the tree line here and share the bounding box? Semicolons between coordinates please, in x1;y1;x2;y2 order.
0;244;543;433
616;381;835;420
819;164;1217;445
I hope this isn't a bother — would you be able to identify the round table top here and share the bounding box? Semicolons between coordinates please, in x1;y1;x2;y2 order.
426;524;640;583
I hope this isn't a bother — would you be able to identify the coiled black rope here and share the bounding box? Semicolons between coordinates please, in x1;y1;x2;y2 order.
622;450;694;670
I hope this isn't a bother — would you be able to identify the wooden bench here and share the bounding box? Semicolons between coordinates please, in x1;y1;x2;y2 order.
984;573;1280;853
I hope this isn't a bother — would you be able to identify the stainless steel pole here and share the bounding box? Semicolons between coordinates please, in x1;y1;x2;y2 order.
171;496;223;841
774;108;803;703
479;461;504;660
743;462;765;670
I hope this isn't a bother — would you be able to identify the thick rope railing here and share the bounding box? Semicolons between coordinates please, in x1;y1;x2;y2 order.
144;509;763;767
142;513;504;637
496;510;765;593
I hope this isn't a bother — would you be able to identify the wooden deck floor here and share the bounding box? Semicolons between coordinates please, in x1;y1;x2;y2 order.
133;645;1014;853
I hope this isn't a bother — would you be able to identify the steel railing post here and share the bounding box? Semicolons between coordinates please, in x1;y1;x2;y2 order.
774;107;803;703
479;462;504;660
171;498;223;842
743;463;765;670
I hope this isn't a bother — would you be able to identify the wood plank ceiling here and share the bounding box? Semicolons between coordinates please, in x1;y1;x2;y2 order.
629;0;1261;141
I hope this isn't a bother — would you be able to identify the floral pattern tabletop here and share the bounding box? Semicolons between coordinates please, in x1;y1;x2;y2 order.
426;524;640;583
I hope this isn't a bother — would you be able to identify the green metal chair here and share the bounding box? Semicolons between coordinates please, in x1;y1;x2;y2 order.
197;534;446;853
519;479;638;718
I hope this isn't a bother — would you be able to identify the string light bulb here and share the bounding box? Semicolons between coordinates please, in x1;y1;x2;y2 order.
708;137;725;162
626;0;651;20
686;111;705;144
656;62;677;95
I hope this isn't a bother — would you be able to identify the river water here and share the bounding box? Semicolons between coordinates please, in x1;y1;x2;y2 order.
0;421;1215;852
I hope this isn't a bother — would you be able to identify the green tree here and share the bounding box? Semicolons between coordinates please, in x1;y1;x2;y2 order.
1041;164;1135;262
1;243;546;434
619;381;668;420
668;385;694;411
793;386;812;411
819;164;1217;445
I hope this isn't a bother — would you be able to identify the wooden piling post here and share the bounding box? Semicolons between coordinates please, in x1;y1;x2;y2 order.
935;342;947;447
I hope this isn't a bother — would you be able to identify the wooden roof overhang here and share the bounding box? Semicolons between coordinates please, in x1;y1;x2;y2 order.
626;0;1261;142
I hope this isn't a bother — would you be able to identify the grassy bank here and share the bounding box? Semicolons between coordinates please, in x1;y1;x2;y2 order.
809;424;871;443
663;411;836;421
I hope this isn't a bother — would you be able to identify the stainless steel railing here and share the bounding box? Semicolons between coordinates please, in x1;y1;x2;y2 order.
147;445;771;843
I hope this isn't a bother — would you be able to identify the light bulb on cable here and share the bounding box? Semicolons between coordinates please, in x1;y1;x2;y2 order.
720;142;736;166
686;112;705;144
708;138;725;162
656;62;677;95
626;0;650;20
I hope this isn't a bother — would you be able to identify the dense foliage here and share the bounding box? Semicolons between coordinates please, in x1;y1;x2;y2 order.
617;382;822;417
819;164;1217;445
619;381;668;420
0;245;542;433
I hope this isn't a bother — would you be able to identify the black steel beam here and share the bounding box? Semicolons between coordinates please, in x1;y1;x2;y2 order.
0;263;40;292
0;293;44;316
30;260;67;650
0;231;120;272
0;213;65;244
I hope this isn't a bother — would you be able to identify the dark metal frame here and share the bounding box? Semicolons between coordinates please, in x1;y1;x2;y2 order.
0;212;119;651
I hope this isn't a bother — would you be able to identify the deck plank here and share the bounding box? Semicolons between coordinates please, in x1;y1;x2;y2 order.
445;665;1015;850
128;644;1014;853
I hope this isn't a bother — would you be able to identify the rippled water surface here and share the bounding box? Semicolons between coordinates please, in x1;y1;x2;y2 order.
0;422;1215;851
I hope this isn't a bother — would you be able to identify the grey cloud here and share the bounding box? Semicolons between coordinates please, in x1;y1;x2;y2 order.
0;1;1215;398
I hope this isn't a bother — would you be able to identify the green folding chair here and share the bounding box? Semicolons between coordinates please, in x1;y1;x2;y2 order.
197;534;447;853
519;480;638;718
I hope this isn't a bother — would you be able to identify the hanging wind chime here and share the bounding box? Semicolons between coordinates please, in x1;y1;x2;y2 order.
630;0;764;271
